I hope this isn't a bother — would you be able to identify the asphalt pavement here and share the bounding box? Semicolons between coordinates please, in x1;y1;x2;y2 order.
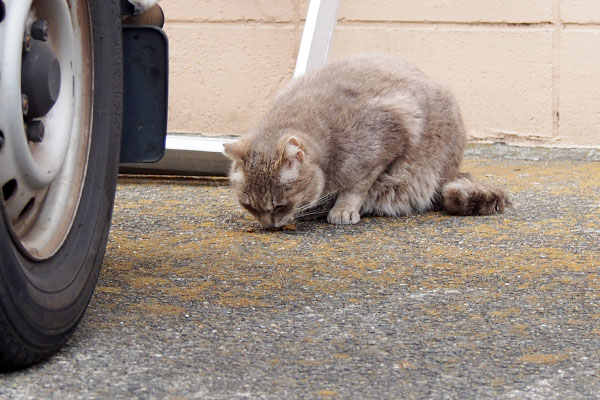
2;144;599;399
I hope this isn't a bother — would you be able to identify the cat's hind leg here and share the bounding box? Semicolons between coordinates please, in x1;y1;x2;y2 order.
441;173;511;216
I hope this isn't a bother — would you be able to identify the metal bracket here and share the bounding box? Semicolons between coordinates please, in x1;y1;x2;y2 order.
120;25;169;163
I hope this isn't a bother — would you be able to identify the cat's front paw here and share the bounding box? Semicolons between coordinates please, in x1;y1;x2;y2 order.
327;208;360;225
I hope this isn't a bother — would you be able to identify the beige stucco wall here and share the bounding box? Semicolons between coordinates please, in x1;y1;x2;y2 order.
161;0;600;148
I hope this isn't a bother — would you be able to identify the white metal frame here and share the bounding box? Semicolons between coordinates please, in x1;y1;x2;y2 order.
294;0;340;78
123;0;341;175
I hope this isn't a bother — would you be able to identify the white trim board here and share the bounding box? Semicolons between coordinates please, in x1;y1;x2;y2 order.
120;135;236;176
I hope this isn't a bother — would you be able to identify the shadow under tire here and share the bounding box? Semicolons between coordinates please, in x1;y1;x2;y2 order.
0;0;122;371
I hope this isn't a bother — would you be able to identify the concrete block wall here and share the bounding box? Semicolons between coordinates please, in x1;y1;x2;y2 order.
161;0;600;148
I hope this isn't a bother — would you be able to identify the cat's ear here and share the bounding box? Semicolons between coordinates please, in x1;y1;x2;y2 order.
223;140;249;162
224;140;249;185
283;136;304;162
279;136;304;184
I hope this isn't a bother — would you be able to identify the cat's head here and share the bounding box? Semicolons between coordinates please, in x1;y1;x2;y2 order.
223;133;324;229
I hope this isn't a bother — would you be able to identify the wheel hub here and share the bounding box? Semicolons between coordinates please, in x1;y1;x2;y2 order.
0;0;93;260
21;30;61;121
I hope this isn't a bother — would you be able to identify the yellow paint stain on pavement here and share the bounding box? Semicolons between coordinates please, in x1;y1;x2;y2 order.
333;353;350;360
103;158;600;315
510;324;531;337
518;353;569;364
399;360;417;369
489;307;521;318
95;286;122;294
315;389;338;397
128;276;170;289
462;160;600;194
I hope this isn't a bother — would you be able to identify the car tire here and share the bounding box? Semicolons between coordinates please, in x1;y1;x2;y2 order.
0;0;122;371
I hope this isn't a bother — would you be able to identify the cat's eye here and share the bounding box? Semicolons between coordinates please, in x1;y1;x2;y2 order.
274;204;287;214
241;203;258;215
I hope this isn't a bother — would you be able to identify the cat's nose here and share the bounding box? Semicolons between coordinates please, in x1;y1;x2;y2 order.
259;214;274;229
273;216;292;229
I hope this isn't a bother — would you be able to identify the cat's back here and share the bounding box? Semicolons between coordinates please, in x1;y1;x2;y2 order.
276;55;438;104
259;54;462;159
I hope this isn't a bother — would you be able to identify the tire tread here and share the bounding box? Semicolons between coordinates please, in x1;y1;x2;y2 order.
0;307;54;371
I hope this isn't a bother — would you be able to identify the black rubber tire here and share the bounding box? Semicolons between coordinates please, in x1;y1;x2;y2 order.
0;0;122;371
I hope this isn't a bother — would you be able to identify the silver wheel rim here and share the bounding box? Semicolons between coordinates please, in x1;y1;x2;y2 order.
0;0;92;260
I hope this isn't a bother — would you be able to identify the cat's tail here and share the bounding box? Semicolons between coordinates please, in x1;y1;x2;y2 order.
440;173;512;216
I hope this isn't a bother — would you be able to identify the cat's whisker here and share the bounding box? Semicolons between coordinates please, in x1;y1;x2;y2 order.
296;192;337;213
303;192;334;208
296;200;330;212
295;211;327;219
297;201;319;213
295;207;328;217
295;209;323;217
294;206;333;219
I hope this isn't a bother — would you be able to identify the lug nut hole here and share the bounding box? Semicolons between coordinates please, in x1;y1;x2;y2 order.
18;197;36;220
2;179;17;201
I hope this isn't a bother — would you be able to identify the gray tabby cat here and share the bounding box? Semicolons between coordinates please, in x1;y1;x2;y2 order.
224;55;510;229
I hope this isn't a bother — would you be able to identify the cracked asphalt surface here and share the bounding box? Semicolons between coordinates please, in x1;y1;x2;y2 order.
2;144;599;399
